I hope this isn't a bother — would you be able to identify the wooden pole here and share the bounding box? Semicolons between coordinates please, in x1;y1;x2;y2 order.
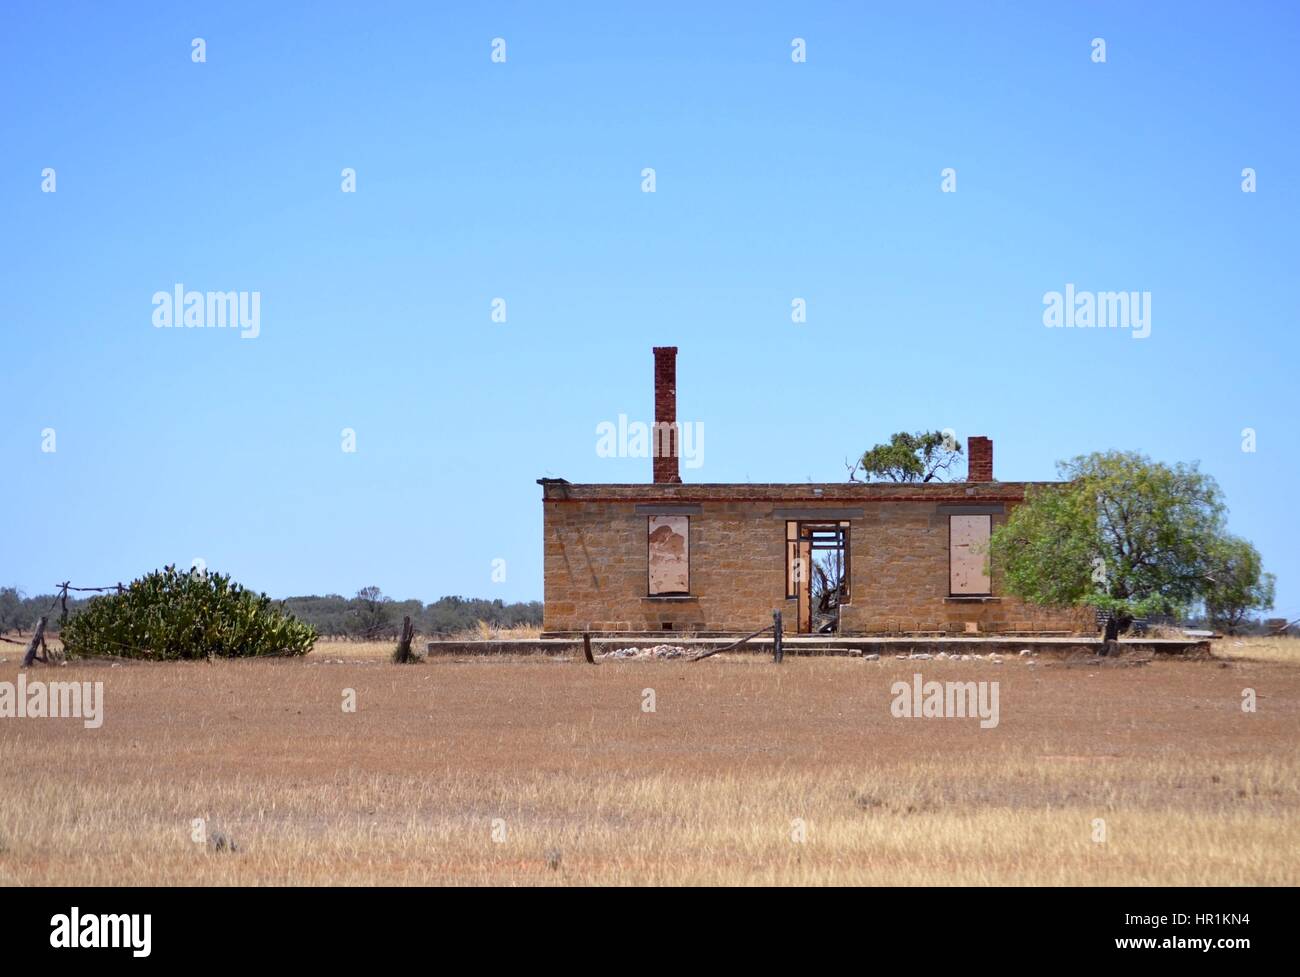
21;616;48;668
392;615;418;663
690;622;774;662
773;609;783;663
582;632;595;664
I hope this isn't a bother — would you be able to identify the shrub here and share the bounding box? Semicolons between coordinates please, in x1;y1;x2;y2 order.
61;566;316;659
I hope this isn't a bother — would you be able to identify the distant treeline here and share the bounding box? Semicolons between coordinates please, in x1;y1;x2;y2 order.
0;589;91;634
0;585;541;638
280;589;542;637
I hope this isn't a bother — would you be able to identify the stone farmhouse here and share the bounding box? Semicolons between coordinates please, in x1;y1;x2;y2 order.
538;347;1089;637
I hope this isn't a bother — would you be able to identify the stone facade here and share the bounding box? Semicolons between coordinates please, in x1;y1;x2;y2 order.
539;481;1092;635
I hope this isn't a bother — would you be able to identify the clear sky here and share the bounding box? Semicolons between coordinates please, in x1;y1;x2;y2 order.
3;2;1297;616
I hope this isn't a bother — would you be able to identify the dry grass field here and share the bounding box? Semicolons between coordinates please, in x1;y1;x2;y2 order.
0;636;1296;886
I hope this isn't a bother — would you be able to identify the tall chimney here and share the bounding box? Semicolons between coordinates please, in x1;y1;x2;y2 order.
652;346;682;484
967;436;993;482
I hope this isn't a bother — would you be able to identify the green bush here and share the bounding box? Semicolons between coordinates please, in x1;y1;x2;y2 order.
62;566;316;659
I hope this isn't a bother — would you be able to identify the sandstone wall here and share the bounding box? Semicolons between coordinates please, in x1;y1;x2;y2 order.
540;482;1091;635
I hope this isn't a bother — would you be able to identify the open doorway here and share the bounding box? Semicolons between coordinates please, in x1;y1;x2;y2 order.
786;521;851;634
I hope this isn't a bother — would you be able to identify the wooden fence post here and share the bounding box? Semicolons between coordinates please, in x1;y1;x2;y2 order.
392;615;418;663
582;632;595;664
21;616;48;668
773;609;783;663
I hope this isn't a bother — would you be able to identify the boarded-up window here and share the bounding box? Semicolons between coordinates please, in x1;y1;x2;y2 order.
648;515;690;595
949;514;991;595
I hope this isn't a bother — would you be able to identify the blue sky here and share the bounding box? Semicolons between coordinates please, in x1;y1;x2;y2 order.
3;2;1297;615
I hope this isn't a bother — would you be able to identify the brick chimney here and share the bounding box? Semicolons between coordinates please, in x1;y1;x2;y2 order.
967;436;993;482
652;346;682;484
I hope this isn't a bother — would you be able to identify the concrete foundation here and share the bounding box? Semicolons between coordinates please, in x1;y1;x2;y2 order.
427;635;1212;658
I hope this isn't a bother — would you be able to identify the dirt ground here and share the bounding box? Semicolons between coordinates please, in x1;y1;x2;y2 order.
0;638;1296;885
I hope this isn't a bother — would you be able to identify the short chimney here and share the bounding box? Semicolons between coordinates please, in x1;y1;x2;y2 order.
652;346;682;484
967;436;993;482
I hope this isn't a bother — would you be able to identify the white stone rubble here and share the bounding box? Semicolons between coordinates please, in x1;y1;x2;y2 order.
601;644;690;660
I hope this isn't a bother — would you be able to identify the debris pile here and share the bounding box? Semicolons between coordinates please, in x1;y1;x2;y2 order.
601;644;690;661
893;652;1006;664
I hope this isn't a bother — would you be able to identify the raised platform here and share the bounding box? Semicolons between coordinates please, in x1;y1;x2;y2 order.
426;635;1212;658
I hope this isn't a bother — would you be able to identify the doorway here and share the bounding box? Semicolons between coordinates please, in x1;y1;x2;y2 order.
786;521;851;634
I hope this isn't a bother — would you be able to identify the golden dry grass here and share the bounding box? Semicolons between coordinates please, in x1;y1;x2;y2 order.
308;637;401;660
456;621;543;641
310;622;542;660
1214;634;1300;664
0;637;1296;886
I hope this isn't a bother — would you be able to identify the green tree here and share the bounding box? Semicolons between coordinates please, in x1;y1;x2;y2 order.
353;585;393;636
850;431;962;482
0;587;24;634
1203;535;1275;633
989;451;1235;642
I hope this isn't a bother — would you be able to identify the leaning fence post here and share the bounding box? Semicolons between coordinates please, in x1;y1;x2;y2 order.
582;631;595;664
21;616;48;668
773;609;783;663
